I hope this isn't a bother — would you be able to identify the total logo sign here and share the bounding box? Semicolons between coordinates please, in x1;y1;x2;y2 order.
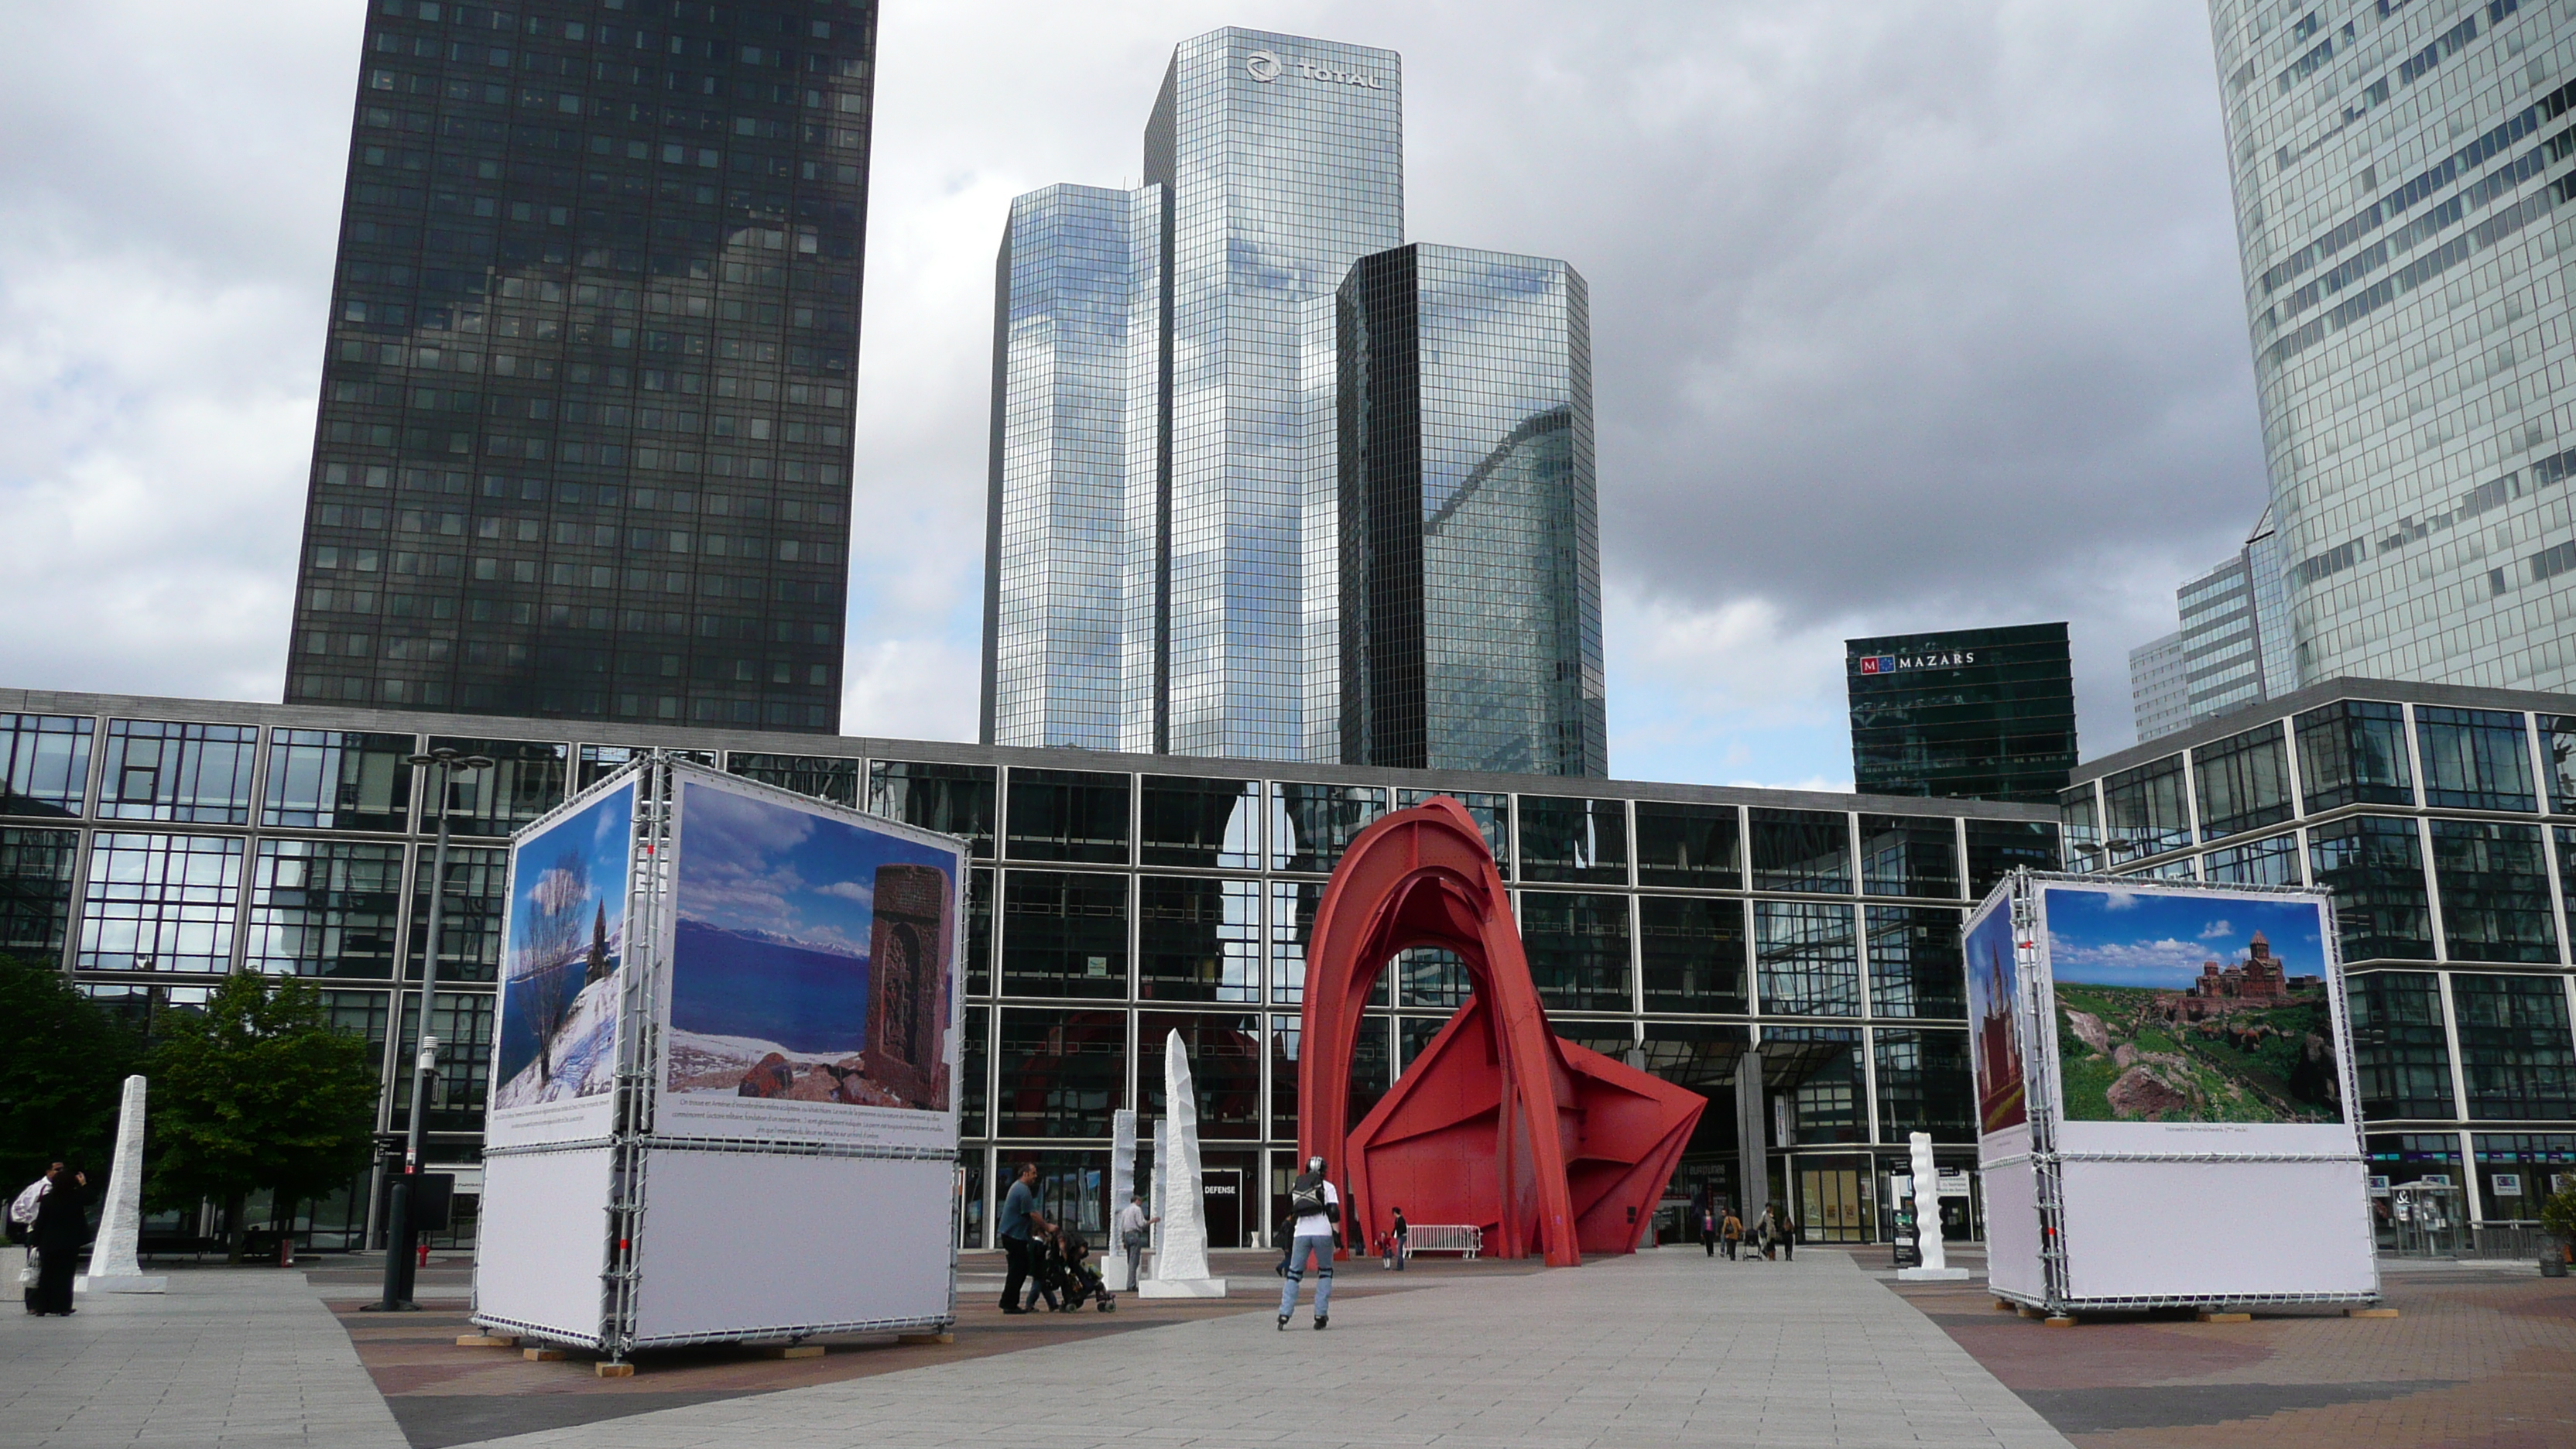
1245;49;1387;90
1856;650;1977;675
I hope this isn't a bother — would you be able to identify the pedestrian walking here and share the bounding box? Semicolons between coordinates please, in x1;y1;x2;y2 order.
22;1163;87;1317
1721;1205;1743;1261
1276;1154;1340;1331
11;1167;53;1314
1116;1192;1156;1286
1779;1208;1799;1262
1700;1201;1718;1257
996;1163;1053;1314
1758;1205;1778;1261
1389;1206;1410;1271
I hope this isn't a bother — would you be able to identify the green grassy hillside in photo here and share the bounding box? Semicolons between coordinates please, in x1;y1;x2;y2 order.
2054;982;2339;1124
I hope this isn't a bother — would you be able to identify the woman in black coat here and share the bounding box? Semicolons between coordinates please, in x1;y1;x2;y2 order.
29;1166;89;1317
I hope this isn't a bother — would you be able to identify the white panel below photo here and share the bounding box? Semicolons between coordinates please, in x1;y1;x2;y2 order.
1982;1160;2043;1301
630;1149;954;1344
2060;1157;2376;1303
474;1149;616;1345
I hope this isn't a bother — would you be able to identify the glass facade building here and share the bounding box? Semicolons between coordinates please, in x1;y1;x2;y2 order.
2129;631;2194;742
0;686;2057;1252
982;29;1604;776
2135;504;2301;742
286;0;878;733
2206;2;2576;691
2067;676;2576;1236
1846;624;2078;803
1337;245;1605;776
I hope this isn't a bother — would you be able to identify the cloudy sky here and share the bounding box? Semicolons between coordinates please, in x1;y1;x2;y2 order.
0;2;2266;789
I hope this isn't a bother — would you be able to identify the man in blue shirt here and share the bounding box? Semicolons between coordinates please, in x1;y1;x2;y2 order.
997;1162;1053;1314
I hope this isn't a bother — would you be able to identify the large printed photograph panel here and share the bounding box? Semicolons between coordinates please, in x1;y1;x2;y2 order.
659;775;961;1147
1965;903;2026;1137
2040;885;2344;1126
487;780;634;1147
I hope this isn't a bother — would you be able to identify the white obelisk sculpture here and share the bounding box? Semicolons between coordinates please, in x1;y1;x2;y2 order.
80;1074;167;1294
1108;1108;1138;1290
1138;1030;1225;1297
1897;1129;1968;1282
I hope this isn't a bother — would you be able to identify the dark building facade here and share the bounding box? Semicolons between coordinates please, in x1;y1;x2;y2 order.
1338;245;1602;777
286;0;879;734
1847;624;2076;804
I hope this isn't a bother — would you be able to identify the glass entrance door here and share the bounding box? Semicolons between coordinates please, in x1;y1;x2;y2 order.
1798;1163;1873;1243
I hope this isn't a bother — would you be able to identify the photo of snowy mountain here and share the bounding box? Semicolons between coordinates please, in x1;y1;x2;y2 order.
492;780;634;1116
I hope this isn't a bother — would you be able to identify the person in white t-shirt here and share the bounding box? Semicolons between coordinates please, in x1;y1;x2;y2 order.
1115;1194;1156;1285
1276;1155;1340;1331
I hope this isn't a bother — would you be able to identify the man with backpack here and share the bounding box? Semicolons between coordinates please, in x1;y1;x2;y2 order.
1276;1155;1340;1331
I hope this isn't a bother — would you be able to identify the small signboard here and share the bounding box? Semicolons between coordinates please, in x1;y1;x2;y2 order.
2491;1173;2524;1198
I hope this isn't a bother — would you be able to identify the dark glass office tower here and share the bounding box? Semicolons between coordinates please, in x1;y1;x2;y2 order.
1847;624;2076;803
286;0;878;733
1338;245;1603;776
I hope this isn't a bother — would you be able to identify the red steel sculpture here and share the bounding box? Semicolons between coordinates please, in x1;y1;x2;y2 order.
1297;798;1704;1266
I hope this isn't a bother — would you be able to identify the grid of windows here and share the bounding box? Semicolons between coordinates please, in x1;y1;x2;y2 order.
286;0;875;731
248;840;406;979
0;715;92;818
1845;625;2077;804
78;834;244;973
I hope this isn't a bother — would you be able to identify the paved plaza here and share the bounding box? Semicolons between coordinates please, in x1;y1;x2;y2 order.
2;1246;2569;1449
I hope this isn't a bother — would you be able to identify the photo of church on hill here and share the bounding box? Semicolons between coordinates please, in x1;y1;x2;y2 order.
2040;887;2343;1125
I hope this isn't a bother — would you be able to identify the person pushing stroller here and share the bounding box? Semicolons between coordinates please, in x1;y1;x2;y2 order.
1036;1225;1115;1312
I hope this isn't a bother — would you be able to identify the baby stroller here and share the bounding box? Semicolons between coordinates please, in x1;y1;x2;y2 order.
1038;1228;1115;1312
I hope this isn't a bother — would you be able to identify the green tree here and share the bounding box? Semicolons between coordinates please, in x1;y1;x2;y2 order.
2541;1182;2576;1266
0;954;141;1194
146;973;379;1262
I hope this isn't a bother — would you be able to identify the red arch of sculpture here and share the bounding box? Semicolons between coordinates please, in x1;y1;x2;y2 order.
1296;798;1704;1267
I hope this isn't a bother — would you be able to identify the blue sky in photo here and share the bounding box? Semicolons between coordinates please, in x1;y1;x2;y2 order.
2042;886;2326;990
675;781;956;957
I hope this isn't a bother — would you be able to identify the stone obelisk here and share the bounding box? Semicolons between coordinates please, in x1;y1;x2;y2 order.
1897;1129;1968;1282
1138;1031;1225;1297
80;1074;167;1294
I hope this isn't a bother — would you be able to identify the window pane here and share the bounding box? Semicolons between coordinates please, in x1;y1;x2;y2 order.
1516;891;1631;1012
1136;1012;1262;1139
2415;707;2536;812
581;745;714;792
392;989;495;1135
2295;700;2414;812
2101;755;2189;862
2308;817;2434;962
319;988;393;1091
2192;724;2293;841
1634;801;1739;889
1639;896;1748;1013
265;730;416;831
1270;1013;1300;1139
1395;789;1506;874
1875;1027;1972;1140
0;827;80;959
1000;869;1127;999
1966;820;2058;902
77;833;243;972
719;750;850;804
1865;906;1966;1019
2057;785;2104;873
961;1004;988;1139
2429;820;2557;964
2346;972;2454;1119
0;714;94;818
1762;1026;1864;1144
1005;768;1130;865
1749;809;1851;893
1858;815;1958;899
1136;876;1259;1003
1139;776;1260;869
1396;947;1471;1010
994;1007;1126;1137
1755;900;1859;1016
1518;796;1628;886
248;840;404;978
2204;831;2303;887
101;720;257;825
405;846;509;983
426;738;568;837
2540;714;2576;814
868;761;995;858
1269;783;1386;874
2451;975;2576;1119
966;866;993;997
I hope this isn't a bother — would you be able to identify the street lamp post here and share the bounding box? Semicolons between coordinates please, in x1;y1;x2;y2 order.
368;747;494;1313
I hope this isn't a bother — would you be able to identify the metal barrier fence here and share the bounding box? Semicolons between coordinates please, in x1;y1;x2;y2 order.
1406;1225;1482;1259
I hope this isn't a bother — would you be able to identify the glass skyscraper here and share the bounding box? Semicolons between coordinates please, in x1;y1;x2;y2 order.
2207;1;2576;690
1338;245;1605;775
286;0;878;734
983;28;1603;776
1846;625;2078;804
